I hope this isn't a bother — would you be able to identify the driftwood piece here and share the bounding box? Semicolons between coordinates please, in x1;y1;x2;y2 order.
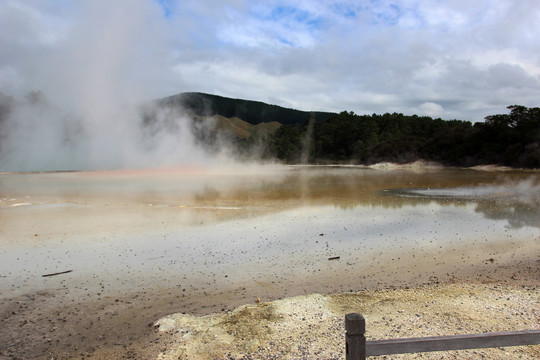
42;270;73;277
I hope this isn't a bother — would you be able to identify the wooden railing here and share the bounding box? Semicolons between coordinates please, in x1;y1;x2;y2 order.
345;313;540;359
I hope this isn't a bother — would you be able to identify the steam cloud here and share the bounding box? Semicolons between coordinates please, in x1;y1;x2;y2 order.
0;0;229;172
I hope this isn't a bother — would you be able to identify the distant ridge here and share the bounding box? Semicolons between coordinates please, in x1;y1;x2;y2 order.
157;92;336;126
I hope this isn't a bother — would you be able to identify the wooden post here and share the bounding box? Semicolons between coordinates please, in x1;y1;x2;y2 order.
346;313;366;360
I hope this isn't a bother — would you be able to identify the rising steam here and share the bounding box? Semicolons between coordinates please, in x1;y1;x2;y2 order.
0;0;231;172
0;92;237;171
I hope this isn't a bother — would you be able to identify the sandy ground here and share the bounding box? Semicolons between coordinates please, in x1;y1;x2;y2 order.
1;167;538;359
1;238;538;360
155;260;539;360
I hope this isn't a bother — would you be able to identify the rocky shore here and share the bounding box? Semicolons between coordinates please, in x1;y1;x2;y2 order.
155;265;539;360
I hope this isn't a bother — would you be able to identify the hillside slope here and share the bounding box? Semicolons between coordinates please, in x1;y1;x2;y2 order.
210;115;281;139
157;92;336;126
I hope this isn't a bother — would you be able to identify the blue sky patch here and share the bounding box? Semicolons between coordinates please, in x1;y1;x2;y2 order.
259;5;325;31
372;3;402;26
154;0;173;18
331;3;360;18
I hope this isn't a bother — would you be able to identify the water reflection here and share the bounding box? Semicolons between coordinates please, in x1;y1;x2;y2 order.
387;178;540;229
1;166;538;229
186;167;540;230
475;201;540;229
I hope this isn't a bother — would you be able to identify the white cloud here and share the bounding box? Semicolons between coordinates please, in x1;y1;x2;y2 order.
1;0;539;123
419;102;444;117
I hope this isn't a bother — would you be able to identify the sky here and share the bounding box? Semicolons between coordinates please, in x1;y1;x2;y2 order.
1;0;539;123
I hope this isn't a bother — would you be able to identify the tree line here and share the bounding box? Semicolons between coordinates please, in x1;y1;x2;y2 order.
264;105;540;168
1;89;538;169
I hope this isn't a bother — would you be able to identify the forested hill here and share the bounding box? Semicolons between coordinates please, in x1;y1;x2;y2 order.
1;91;537;169
271;106;540;168
150;93;539;168
157;92;336;125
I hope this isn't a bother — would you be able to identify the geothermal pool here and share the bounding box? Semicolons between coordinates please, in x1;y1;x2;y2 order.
1;165;539;358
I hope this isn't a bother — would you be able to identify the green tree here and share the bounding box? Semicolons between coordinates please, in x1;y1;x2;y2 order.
270;125;302;162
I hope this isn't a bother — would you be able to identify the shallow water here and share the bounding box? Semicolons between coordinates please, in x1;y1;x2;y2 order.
0;165;539;358
1;165;539;296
